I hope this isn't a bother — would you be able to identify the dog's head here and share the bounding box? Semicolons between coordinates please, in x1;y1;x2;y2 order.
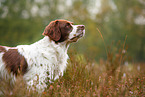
42;20;85;43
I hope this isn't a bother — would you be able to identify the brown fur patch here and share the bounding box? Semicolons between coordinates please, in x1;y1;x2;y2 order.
0;46;6;53
43;20;73;42
2;49;28;75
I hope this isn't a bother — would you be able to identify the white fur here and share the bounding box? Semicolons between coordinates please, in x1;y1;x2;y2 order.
16;36;69;91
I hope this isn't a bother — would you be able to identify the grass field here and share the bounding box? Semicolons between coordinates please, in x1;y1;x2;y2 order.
0;51;144;97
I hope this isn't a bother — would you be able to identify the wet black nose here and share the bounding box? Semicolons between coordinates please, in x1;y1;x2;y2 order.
77;25;85;30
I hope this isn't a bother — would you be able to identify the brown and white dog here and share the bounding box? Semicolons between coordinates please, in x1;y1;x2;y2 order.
0;20;85;91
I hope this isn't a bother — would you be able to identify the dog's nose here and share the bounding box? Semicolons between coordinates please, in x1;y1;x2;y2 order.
77;25;85;30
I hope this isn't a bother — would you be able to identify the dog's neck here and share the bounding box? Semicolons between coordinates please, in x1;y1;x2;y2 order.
33;36;70;53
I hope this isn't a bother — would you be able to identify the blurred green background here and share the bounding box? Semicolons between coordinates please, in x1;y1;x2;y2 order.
0;0;145;62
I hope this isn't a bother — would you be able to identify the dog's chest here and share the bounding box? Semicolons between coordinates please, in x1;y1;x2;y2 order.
17;42;69;81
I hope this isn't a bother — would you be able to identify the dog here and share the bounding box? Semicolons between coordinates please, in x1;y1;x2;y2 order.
0;19;85;91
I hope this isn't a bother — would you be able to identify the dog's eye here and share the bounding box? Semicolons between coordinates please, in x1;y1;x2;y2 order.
66;25;69;28
65;23;70;28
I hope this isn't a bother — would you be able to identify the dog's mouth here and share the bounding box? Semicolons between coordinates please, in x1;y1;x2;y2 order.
70;29;85;42
70;32;84;40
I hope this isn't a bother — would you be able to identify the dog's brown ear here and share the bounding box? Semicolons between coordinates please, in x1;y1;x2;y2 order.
42;20;61;42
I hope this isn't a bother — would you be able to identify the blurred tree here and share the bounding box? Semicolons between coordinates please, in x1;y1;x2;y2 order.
0;0;144;62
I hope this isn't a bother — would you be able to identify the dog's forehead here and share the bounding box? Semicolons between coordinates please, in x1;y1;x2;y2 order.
47;20;73;27
56;20;73;24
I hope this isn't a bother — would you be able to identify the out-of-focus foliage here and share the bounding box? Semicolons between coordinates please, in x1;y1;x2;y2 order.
0;0;145;62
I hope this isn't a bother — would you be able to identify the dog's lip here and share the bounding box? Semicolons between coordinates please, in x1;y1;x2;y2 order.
70;32;84;40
